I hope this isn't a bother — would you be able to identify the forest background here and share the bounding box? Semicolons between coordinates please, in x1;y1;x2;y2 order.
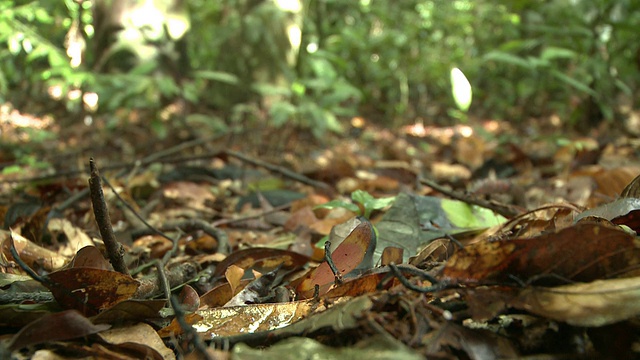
2;0;640;173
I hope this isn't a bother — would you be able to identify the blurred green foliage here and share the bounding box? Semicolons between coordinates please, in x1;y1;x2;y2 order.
1;0;639;136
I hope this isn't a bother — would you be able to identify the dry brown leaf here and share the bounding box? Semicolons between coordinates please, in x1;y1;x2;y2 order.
1;230;68;271
511;276;640;327
98;322;174;360
440;223;640;285
225;264;245;295
46;268;140;315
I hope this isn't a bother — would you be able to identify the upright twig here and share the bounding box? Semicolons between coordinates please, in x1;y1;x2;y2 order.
88;158;129;276
324;241;343;285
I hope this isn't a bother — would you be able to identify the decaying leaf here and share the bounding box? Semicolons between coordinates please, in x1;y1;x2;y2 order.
441;223;640;285
213;248;308;278
46;268;140;315
200;280;252;309
224;266;282;307
512;276;640;327
67;246;111;270
575;198;640;222
233;334;423;360
97;322;174;360
1;230;68;271
8;310;110;351
159;300;320;339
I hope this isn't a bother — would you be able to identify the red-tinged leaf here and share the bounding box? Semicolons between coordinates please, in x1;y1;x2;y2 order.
8;309;110;351
46;268;139;315
440;223;640;285
296;218;375;298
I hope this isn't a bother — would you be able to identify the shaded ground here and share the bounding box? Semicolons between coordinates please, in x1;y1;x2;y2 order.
2;106;640;359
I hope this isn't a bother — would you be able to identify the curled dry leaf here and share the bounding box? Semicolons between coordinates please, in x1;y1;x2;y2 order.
200;280;252;309
440;223;640;285
225;264;245;295
1;230;68;271
68;246;111;270
47;218;94;257
511;276;640;327
98;322;174;360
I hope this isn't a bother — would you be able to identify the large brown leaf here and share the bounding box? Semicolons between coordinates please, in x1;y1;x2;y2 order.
46;268;139;316
440;223;640;285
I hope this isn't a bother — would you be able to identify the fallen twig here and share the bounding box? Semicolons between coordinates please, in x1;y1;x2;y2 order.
419;177;523;218
225;150;333;192
131;218;230;255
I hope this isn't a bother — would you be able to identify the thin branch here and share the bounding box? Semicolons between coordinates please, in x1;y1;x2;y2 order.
152;260;171;306
131;218;230;255
388;263;443;293
8;230;49;285
170;295;214;360
101;176;182;262
419;177;523;218
134;261;199;299
225;150;333;192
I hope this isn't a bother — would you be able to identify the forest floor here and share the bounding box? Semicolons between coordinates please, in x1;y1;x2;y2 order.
2;105;640;359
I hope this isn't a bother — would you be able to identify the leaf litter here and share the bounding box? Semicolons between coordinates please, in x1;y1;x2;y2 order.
3;119;640;358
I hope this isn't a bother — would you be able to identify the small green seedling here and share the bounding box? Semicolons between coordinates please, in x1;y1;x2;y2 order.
316;189;396;219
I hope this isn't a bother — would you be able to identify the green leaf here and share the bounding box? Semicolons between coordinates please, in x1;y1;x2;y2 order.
291;81;306;96
252;83;291;97
186;114;228;133
130;61;157;75
364;196;396;210
269;101;296;127
440;199;506;228
541;46;576;61
549;69;597;97
351;189;374;205
193;70;239;85
350;190;396;218
155;76;180;97
483;51;533;69
323;111;343;134
182;82;200;103
310;58;337;80
2;164;23;175
315;200;360;215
